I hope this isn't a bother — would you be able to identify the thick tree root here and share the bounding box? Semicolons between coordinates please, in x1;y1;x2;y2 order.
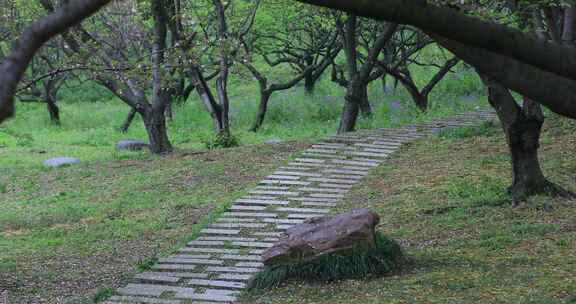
508;180;576;206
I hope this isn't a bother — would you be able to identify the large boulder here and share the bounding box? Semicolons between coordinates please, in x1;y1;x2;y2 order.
116;139;149;151
43;157;80;168
263;209;380;265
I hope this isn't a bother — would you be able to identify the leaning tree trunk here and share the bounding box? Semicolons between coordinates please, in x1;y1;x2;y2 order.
482;75;574;202
250;90;272;132
121;108;137;133
142;106;172;154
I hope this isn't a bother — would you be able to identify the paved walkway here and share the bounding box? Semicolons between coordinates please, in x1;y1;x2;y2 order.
104;110;497;304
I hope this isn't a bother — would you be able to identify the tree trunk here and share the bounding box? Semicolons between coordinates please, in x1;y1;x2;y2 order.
358;83;372;118
481;75;574;202
338;79;363;133
121;108;137;133
142;107;172;154
45;93;60;125
250;91;272;132
304;71;316;95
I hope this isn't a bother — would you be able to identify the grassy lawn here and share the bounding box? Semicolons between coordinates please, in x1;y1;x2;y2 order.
0;141;310;303
243;116;576;304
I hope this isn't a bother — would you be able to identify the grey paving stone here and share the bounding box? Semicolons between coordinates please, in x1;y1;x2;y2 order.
331;159;379;167
133;272;182;283
253;232;282;237
302;153;346;159
255;185;291;190
321;169;369;175
230;205;267;211
260;179;311;186
287;162;336;168
223;212;278;218
180;248;239;254
210;223;267;229
201;228;240;235
346;151;389;158
273;171;322;177
354;143;401;149
234;198;290;206
137;272;209;279
267;175;301;180
249;249;266;254
318;183;354;189
306;148;338;154
206;266;260;273
151;264;197;271
158;258;223;265
261;218;305;224
309;193;345;198
108;296;181;304
197;236;257;242
169;254;211;259
301;201;337;207
217;217;257;222
235;262;264;268
307;177;357;184
288;213;323;219
221;254;262;261
323;174;363;180
297;187;348;193
230;241;274;248
248;190;299;196
217;273;253;281
277;207;330;213
289;197;339;202
187;240;225;246
294;158;325;163
186;279;246;289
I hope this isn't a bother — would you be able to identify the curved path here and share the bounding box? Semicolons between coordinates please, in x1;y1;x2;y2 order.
104;110;497;304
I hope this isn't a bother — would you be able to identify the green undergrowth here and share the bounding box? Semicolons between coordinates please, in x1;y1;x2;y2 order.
248;233;404;291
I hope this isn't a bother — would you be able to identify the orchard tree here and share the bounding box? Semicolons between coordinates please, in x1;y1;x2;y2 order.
331;14;398;133
0;0;111;125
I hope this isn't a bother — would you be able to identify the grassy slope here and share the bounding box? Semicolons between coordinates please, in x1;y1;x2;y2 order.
243;116;576;304
0;142;309;303
0;61;487;302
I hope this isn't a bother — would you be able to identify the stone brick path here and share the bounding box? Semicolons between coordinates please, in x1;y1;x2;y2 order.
104;110;497;304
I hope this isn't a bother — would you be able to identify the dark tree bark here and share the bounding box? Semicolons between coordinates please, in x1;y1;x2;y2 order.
479;74;574;203
251;91;272;132
0;0;112;124
142;104;172;154
45;92;60;124
121;109;137;133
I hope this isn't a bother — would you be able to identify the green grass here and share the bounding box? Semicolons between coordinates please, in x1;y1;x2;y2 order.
242;115;576;304
0;142;309;302
0;60;488;302
248;233;404;291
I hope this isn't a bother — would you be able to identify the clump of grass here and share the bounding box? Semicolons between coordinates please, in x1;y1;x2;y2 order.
247;233;404;290
135;256;158;271
204;132;240;149
92;287;115;303
439;120;498;139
